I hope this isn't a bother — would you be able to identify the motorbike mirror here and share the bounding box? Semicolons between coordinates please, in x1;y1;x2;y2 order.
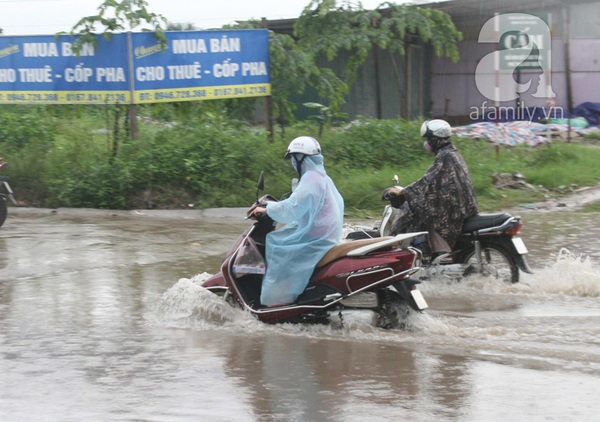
256;171;265;201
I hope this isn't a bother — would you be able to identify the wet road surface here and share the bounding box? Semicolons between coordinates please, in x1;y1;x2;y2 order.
1;207;600;421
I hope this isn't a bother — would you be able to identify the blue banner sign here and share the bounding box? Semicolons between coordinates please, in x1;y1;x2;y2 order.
0;29;270;104
0;33;130;104
133;30;270;103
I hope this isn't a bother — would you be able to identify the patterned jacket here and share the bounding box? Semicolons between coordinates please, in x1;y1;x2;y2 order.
393;138;479;247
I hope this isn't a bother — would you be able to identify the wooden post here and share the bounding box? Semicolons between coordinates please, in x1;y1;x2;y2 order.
262;17;274;142
563;5;573;143
127;31;138;140
129;105;139;140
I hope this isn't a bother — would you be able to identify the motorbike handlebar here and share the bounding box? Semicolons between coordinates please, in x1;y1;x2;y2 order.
246;203;260;220
247;193;279;220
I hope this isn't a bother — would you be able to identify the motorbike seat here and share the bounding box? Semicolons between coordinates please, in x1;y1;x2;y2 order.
316;236;395;268
462;212;512;233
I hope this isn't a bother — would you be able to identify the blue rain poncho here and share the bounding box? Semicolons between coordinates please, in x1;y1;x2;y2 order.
261;154;344;306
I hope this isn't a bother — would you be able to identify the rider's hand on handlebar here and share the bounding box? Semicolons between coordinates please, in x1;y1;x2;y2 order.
388;187;404;197
248;206;267;220
382;187;403;200
382;187;405;208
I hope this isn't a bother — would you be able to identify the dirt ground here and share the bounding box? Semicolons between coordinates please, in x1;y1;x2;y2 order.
508;184;600;213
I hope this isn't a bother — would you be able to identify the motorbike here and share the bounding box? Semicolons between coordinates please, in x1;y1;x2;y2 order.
0;157;17;228
201;172;429;329
347;175;533;284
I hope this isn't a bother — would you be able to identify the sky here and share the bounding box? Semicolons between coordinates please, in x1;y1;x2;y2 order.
0;0;419;36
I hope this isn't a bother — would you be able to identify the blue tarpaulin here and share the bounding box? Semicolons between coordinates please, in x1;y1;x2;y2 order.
572;102;600;125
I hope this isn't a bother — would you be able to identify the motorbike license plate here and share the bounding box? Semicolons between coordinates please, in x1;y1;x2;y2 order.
512;237;528;254
411;290;428;311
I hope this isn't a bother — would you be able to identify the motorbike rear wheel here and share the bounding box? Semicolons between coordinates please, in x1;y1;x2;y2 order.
0;197;6;228
379;290;412;330
460;243;519;283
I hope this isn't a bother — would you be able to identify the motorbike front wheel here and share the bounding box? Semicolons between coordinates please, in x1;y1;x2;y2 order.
460;243;519;284
0;196;6;228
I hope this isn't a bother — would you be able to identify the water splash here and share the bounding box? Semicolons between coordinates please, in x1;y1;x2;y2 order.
525;248;600;297
154;273;256;330
152;272;432;341
152;247;599;352
417;248;600;298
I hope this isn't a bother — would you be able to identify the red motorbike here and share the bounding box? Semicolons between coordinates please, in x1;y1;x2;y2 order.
201;172;428;329
0;157;17;228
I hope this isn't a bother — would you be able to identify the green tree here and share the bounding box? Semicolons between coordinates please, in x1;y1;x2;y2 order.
65;0;168;150
296;1;462;78
68;0;167;55
218;20;347;138
226;0;462;133
222;1;463;128
268;29;348;133
294;0;462;116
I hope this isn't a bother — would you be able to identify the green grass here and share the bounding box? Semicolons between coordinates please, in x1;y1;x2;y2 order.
340;140;600;217
578;201;600;213
2;106;600;213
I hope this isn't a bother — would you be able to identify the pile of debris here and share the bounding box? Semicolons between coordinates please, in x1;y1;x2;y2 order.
492;171;540;193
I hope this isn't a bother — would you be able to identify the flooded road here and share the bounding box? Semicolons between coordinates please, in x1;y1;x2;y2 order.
1;207;600;421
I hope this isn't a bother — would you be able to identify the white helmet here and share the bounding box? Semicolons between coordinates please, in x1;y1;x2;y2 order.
420;119;452;139
285;136;321;159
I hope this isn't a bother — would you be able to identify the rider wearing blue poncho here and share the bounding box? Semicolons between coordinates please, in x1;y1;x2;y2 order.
250;136;344;307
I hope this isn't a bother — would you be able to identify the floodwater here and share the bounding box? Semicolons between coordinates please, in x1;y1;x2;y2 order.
1;206;600;422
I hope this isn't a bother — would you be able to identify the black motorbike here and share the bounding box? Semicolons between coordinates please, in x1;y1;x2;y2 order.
347;176;533;284
0;158;17;228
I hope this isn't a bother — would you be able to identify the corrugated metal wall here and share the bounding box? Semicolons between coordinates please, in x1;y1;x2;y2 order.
430;1;600;122
292;43;432;122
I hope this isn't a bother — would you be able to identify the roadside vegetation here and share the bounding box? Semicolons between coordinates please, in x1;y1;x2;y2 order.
578;200;600;213
2;105;599;217
2;1;599;216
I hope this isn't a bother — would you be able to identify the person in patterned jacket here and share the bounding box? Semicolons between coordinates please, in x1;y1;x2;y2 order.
385;119;479;260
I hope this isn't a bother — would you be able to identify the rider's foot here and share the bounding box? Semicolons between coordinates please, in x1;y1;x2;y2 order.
431;251;452;264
